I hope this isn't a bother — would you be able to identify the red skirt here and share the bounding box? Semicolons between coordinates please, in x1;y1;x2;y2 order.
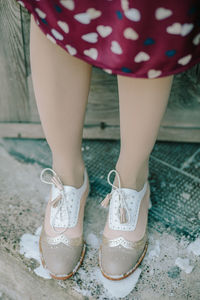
16;0;200;78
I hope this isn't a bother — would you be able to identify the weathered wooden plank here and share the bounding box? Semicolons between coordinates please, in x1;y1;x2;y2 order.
0;0;30;121
0;123;200;143
86;67;119;125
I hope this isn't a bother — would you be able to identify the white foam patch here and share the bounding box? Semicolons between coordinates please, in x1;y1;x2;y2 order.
187;238;200;256
35;225;42;236
19;226;51;279
34;264;51;279
147;240;160;259
175;257;194;274
19;233;40;261
85;233;100;249
149;268;154;275
95;267;142;298
75;266;142;299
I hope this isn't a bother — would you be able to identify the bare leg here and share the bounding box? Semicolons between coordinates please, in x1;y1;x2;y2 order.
30;14;92;188
104;74;174;241
116;74;173;190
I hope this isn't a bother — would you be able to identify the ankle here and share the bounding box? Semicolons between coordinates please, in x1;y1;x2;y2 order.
52;159;85;188
114;159;149;191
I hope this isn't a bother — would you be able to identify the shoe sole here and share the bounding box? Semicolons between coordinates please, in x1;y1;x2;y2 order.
39;234;86;280
98;241;148;281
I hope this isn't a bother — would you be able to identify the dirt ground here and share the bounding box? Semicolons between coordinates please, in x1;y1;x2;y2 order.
0;138;199;300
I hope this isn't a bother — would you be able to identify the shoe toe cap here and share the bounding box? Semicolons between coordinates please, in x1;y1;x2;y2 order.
41;241;84;277
100;243;147;278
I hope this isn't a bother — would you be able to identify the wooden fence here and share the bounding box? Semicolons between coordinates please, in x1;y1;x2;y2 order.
0;0;200;142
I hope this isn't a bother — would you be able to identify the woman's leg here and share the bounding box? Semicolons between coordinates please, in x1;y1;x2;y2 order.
30;14;92;188
116;74;173;190
105;74;174;241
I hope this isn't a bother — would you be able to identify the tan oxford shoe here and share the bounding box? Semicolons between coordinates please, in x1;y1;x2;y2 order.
39;166;90;280
99;169;150;280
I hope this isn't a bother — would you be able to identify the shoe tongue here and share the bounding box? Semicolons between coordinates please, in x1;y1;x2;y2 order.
51;184;76;199
63;185;77;192
112;187;138;197
111;184;146;199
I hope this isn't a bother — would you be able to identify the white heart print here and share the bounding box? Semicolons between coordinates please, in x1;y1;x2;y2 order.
46;34;56;44
124;28;138;40
193;33;200;46
166;23;182;35
60;0;75;10
82;32;98;43
155;7;173;20
103;69;112;74
74;12;91;24
124;8;141;22
148;69;162;79
51;29;64;40
96;25;112;38
84;48;98;60
65;45;77;55
111;41;123;55
134;51;150;63
86;8;102;20
178;54;192;65
121;0;129;11
35;8;46;19
57;21;69;33
166;23;194;36
181;23;194;36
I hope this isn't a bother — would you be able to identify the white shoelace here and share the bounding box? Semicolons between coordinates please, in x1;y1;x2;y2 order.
101;169;131;224
40;168;72;234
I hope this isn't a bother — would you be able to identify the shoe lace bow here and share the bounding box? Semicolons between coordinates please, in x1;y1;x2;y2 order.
40;168;72;234
101;169;131;224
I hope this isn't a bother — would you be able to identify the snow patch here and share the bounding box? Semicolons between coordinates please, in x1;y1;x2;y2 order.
85;232;100;249
149;268;154;275
35;225;42;236
19;233;40;261
34;264;52;279
19;226;51;279
175;257;194;274
148;240;160;259
187;238;200;256
75;266;141;299
96;267;142;298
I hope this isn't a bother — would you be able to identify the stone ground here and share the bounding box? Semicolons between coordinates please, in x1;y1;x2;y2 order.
0;137;199;300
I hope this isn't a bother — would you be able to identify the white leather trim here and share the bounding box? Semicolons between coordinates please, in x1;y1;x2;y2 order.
108;181;147;231
50;167;88;228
